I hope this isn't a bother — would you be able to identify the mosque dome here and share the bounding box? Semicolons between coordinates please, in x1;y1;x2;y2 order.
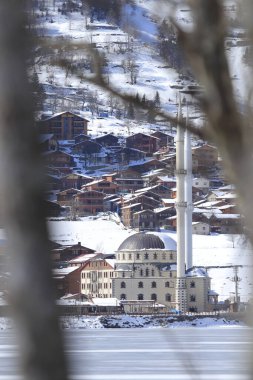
117;232;176;251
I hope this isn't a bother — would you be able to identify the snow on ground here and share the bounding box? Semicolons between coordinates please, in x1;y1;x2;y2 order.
48;216;253;302
0;315;243;331
57;315;245;329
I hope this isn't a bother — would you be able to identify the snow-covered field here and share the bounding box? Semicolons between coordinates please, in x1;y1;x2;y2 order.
0;315;244;331
48;216;253;302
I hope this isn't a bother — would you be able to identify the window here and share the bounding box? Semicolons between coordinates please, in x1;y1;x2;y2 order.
162;253;166;260
153;253;157;260
145;268;149;277
122;254;125;260
144;253;149;260
165;281;170;288
136;253;140;259
190;281;195;288
151;269;155;276
165;293;171;302
170;272;173;278
151;293;157;301
140;269;143;276
128;254;132;260
190;295;196;302
121;281;126;289
151;281;156;288
170;253;173;260
120;294;126;300
138;281;143;288
122;272;125;278
138;294;144;300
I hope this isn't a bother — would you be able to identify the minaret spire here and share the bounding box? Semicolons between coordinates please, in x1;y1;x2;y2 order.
184;104;193;270
175;93;187;312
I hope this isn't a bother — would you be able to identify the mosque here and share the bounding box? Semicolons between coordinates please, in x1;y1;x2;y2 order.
113;231;217;313
114;105;218;313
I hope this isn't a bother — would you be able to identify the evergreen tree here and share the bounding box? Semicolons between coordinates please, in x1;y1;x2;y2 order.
127;102;135;119
154;91;161;108
31;71;45;112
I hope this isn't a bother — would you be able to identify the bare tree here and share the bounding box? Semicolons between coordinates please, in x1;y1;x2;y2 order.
0;1;68;380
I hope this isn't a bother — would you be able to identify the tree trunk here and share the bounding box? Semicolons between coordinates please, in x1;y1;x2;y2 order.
0;2;69;380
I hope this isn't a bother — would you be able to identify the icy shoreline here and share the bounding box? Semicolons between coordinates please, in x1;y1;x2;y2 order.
59;315;244;329
0;314;246;331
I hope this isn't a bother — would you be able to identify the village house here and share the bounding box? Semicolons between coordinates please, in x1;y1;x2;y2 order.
209;214;243;234
74;133;90;144
151;131;174;147
81;257;116;298
126;133;160;155
136;184;172;198
192;144;219;173
129;159;167;174
59;173;94;191
82;179;118;195
192;222;210;235
44;200;64;217
71;139;102;156
154;206;176;227
45;174;61;191
74;190;105;216
121;203;142;227
53;266;83;298
38;133;58;152
121;193;161;228
108;147;146;165
56;188;81;208
192;177;210;194
132;209;158;231
43;150;75;174
95;133;119;147
38;111;89;140
51;242;96;266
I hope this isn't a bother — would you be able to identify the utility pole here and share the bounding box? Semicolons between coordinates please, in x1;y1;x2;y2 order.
231;266;241;307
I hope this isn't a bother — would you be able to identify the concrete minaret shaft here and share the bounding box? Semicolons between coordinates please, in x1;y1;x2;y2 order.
184;110;193;270
175;97;187;312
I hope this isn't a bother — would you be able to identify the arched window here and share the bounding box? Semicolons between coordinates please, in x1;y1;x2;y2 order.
145;268;149;276
153;252;157;260
151;269;155;276
165;293;171;302
144;253;149;260
165;281;170;288
170;253;173;260
190;281;195;288
138;281;143;288
121;281;126;288
140;269;143;276
151;281;156;288
151;293;157;301
120;294;126;300
190;295;196;302
138;294;144;300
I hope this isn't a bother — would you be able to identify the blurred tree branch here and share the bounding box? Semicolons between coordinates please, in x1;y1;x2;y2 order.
0;1;68;379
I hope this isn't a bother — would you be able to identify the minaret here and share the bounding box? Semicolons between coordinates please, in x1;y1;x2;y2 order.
184;107;193;270
175;95;187;312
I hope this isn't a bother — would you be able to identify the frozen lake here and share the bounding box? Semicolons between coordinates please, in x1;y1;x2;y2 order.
0;327;252;379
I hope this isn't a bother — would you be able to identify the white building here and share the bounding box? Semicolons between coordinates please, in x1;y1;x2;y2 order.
113;232;216;312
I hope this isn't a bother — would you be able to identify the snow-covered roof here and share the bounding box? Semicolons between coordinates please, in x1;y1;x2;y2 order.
69;253;98;264
186;267;209;277
53;267;78;276
92;297;121;307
